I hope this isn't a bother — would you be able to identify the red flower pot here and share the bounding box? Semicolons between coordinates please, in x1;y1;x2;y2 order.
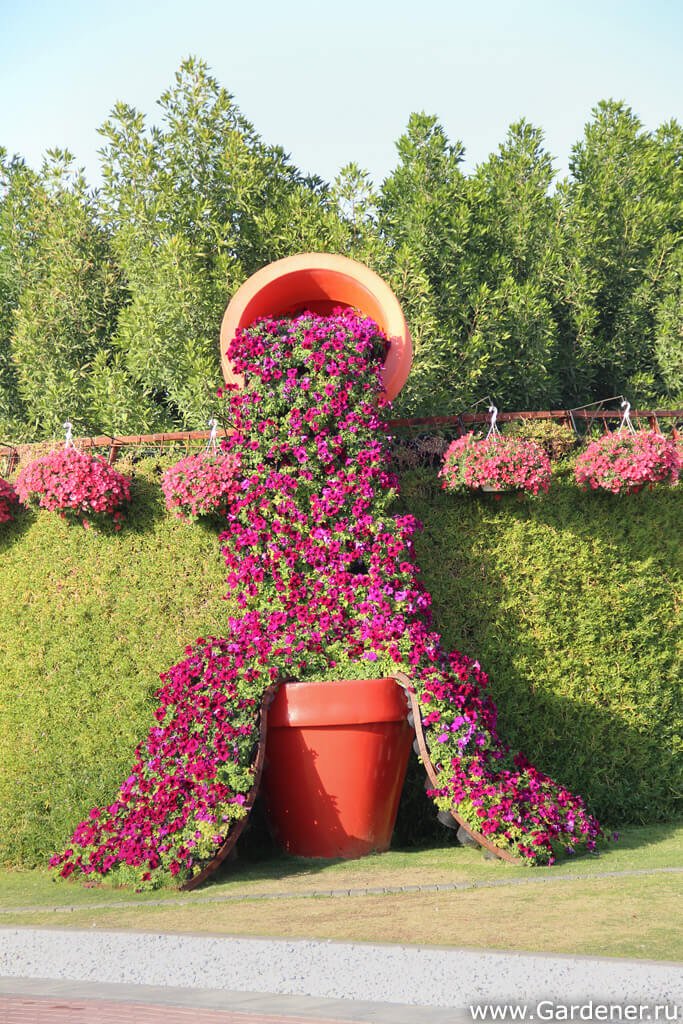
262;677;413;858
220;253;413;402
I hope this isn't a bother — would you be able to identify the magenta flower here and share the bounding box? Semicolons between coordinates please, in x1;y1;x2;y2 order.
574;431;680;495
51;308;602;887
0;477;19;524
15;448;131;529
161;452;241;520
440;433;552;495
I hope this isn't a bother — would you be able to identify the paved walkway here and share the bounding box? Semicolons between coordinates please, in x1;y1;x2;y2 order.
1;929;682;1024
3;994;348;1024
0;978;458;1024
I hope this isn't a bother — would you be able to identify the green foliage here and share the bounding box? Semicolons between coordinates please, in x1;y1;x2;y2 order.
2;65;682;439
399;468;682;826
560;102;683;405
503;418;577;461
98;57;338;430
1;455;680;867
379;118;568;417
0;458;229;866
653;245;683;404
0;150;134;439
0;154;38;440
378;113;470;415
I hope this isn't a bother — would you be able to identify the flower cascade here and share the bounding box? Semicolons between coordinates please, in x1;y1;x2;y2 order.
574;431;680;495
16;448;131;529
440;432;551;495
162;451;241;520
51;309;600;888
0;477;19;523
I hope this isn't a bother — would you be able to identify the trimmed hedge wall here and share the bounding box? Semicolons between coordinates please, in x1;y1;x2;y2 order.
400;467;682;830
0;459;228;867
0;458;680;866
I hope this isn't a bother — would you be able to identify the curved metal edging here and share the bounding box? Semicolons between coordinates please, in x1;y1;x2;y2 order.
179;680;281;892
392;671;524;866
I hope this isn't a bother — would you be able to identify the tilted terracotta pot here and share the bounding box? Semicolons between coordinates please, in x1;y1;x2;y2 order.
220;253;413;402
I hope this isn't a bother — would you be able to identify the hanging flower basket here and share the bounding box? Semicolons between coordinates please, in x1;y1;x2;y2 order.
161;451;241;520
0;478;19;524
440;432;551;496
15;447;131;529
574;430;680;495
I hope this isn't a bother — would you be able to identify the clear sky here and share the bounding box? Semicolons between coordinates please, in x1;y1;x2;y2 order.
1;0;682;187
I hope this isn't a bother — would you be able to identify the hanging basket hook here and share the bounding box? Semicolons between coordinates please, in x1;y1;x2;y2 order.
485;404;500;440
618;400;635;435
205;418;218;454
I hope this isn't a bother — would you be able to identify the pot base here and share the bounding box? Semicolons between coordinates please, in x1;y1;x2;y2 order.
262;678;413;859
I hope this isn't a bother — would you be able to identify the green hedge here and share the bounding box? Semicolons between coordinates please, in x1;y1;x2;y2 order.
1;458;680;866
0;459;229;866
399;467;682;829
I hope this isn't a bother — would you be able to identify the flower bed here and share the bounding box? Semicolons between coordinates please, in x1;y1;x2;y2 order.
15;448;131;529
0;478;19;523
574;431;680;495
440;433;551;495
161;452;241;520
51;308;600;888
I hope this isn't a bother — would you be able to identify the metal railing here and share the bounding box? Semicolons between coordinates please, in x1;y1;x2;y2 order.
1;408;681;475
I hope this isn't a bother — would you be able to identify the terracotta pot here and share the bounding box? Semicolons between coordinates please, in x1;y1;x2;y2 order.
220;253;413;402
262;677;413;859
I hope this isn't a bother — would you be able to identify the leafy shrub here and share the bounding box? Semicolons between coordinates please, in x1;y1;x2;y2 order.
504;419;577;461
575;431;680;494
161;452;241;520
440;433;551;494
1;456;680;868
16;448;131;529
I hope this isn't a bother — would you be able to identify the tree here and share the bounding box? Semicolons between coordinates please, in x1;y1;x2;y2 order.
653;244;683;404
378;113;470;414
4;151;130;439
0;151;33;439
456;120;563;410
379;116;564;414
561;101;683;405
99;57;333;430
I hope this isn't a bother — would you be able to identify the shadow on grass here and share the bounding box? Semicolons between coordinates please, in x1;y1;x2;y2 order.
0;505;34;550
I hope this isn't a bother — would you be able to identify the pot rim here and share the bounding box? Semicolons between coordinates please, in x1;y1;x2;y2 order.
220;253;413;402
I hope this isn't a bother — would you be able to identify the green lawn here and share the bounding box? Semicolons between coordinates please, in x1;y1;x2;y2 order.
1;824;681;961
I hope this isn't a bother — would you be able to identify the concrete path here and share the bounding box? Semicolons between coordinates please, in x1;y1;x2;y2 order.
1;928;681;1023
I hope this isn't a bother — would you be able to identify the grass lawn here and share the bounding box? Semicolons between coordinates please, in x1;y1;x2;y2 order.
1;823;681;961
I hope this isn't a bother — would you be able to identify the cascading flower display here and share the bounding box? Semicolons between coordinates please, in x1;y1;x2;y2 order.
440;432;551;495
0;477;19;524
51;308;601;889
161;452;241;520
574;431;680;495
16;448;131;529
